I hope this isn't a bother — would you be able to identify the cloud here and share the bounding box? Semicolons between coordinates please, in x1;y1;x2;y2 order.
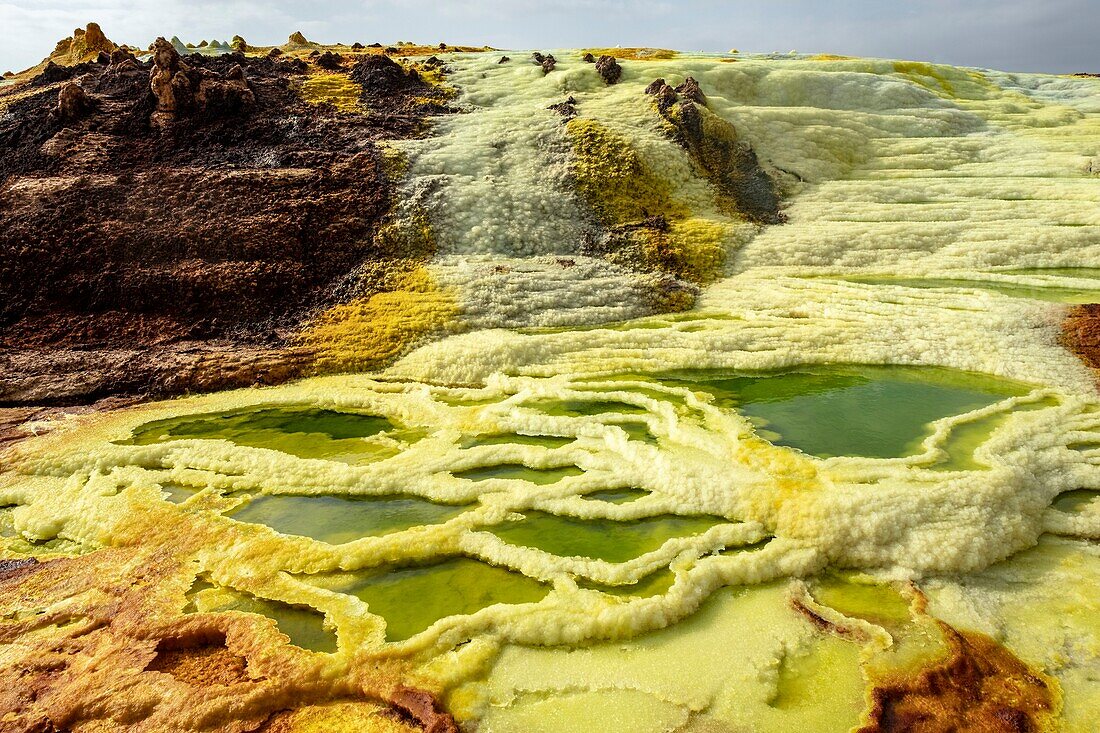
0;0;1096;74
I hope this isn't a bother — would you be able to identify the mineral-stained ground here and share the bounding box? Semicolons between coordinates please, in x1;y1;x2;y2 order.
0;24;1098;733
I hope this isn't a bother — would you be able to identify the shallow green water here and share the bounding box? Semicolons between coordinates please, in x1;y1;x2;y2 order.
229;493;469;544
127;406;413;464
843;275;1100;304
453;464;585;484
462;434;575;449
323;558;550;641
186;581;337;652
490;511;725;563
584;488;650;504
1053;489;1099;513
161;483;200;503
529;399;650;418
665;366;1026;459
929;397;1058;471
578;569;676;598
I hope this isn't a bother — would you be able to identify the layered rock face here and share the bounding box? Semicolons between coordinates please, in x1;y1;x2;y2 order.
0;37;448;407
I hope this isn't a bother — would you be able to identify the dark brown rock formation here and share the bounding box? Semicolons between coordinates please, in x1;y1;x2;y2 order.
644;77;679;112
647;76;784;224
595;54;622;84
548;96;578;119
148;38;255;128
532;51;556;73
316;51;344;70
0;36;452;408
54;82;95;123
675;76;706;105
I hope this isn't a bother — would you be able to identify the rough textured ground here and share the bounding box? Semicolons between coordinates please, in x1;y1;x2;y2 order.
0;27;457;409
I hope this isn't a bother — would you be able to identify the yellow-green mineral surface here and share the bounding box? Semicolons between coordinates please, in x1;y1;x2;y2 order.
0;29;1098;733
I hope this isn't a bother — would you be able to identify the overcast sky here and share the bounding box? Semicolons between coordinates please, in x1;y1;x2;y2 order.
1;0;1096;75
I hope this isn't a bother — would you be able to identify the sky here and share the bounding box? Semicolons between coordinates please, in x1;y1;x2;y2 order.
1;0;1097;75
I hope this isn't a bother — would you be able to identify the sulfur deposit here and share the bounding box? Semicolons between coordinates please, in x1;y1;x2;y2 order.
0;30;1099;733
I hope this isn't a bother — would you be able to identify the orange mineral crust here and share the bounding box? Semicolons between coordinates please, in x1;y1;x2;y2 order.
860;624;1059;733
1062;304;1100;376
0;549;456;732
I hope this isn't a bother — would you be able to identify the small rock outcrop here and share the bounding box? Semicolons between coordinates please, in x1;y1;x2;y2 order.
644;75;783;224
548;96;577;118
644;77;679;111
532;51;556;73
582;52;596;63
48;22;117;66
231;35;248;53
316;51;344;70
148;38;254;127
287;31;311;48
675;76;706;105
595;54;622;84
349;54;420;96
54;82;95;123
498;55;510;64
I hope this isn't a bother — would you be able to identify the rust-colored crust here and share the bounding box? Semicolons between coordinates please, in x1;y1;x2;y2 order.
0;548;459;732
788;592;869;642
145;637;252;687
858;623;1059;733
1062;304;1100;381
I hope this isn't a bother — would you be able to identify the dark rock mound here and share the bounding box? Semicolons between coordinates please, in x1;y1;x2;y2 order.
349;54;420;96
595;55;622;84
532;52;556;74
53;82;96;123
644;76;784;225
548;96;577;119
148;38;254;127
675;76;706;105
644;77;679;112
315;51;344;70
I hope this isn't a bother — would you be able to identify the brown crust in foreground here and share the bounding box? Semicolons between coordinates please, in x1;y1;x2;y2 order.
0;547;459;732
858;623;1058;733
1062;304;1100;378
145;638;252;687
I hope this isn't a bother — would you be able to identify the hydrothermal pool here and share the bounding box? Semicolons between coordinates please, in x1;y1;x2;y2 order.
2;355;1097;733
